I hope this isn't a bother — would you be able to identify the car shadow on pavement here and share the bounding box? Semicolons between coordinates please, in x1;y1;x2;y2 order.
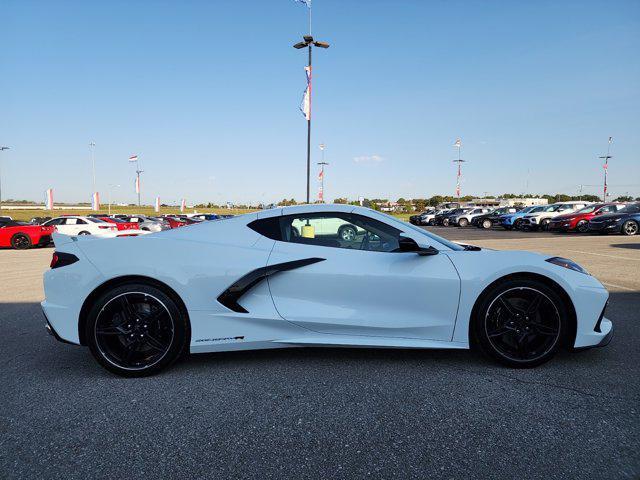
610;243;640;250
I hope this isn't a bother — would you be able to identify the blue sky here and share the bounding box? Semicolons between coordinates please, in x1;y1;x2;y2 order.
2;0;639;205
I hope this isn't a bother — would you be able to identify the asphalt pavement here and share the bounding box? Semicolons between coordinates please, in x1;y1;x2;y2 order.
1;228;639;479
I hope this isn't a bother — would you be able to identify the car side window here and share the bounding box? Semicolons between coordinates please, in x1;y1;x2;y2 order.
64;218;77;225
280;213;401;252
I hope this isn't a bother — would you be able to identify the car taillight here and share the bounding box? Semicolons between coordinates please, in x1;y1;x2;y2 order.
50;252;79;269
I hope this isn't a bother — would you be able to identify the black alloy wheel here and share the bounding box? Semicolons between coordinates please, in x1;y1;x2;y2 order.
86;284;188;376
11;233;32;250
473;279;566;368
576;220;589;233
513;219;522;230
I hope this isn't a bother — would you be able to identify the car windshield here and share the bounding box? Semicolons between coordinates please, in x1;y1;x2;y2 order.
544;205;560;212
575;205;599;214
619;203;640;213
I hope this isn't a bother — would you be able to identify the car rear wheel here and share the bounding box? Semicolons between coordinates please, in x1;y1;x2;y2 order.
458;218;469;227
472;278;566;368
11;233;32;250
482;219;492;229
78;231;91;235
622;220;638;236
85;284;189;377
576;220;589;233
442;218;450;226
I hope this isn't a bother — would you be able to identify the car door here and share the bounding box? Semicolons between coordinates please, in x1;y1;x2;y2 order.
263;211;460;341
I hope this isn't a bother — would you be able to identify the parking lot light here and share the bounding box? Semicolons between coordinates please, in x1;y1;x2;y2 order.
0;146;10;213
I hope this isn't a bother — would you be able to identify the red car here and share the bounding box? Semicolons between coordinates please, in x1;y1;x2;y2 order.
97;217;140;231
548;203;625;233
0;219;55;249
163;216;198;229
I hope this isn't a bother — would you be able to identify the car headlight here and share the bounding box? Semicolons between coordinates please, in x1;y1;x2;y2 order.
546;256;590;275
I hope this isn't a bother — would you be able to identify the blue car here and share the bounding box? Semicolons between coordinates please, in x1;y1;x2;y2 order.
588;202;640;236
501;205;546;230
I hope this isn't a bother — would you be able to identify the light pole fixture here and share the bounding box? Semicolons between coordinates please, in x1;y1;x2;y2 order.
293;35;329;204
0;146;10;213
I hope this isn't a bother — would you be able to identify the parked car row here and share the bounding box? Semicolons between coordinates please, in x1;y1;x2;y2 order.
410;202;640;236
1;212;233;250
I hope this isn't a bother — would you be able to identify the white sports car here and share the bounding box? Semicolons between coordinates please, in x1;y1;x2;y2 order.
42;204;613;376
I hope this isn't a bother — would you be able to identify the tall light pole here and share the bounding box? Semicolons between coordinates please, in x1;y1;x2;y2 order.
317;143;328;203
0;146;9;213
89;141;96;196
294;35;329;204
108;184;120;215
599;137;613;202
452;138;465;202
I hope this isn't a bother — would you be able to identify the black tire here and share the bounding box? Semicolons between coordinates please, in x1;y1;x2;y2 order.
428;219;435;226
458;218;469;227
482;219;492;229
85;283;189;377
513;219;522;230
442;218;450;227
622;220;638;236
11;233;32;250
540;219;551;231
576;220;589;234
338;224;358;241
141;227;150;231
78;231;91;235
472;278;567;368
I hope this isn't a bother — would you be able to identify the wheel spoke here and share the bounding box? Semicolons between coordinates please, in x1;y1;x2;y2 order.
487;326;512;338
498;297;518;317
531;322;558;336
145;333;169;352
526;293;543;315
96;325;128;336
119;296;137;320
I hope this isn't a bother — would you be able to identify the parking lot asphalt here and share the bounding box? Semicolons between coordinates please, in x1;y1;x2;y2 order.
1;229;639;479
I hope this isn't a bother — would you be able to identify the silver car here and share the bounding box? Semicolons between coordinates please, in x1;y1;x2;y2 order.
115;215;170;232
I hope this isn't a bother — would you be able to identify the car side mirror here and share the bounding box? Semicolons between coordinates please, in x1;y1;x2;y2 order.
398;235;438;256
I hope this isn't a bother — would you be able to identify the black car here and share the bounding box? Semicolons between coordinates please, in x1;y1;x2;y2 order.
472;207;521;229
588;203;640;236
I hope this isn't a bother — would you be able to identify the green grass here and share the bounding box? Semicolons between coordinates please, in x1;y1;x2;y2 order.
1;206;256;222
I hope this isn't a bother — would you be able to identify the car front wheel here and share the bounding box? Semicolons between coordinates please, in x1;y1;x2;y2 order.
85;283;189;377
622;220;638;236
576;220;589;233
472;278;566;368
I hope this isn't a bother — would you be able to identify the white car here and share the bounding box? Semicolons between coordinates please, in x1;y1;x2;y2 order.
43;216;120;237
451;207;493;227
42;204;612;377
521;202;592;230
418;209;450;226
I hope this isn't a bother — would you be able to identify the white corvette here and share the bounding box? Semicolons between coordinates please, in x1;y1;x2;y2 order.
42;204;613;376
